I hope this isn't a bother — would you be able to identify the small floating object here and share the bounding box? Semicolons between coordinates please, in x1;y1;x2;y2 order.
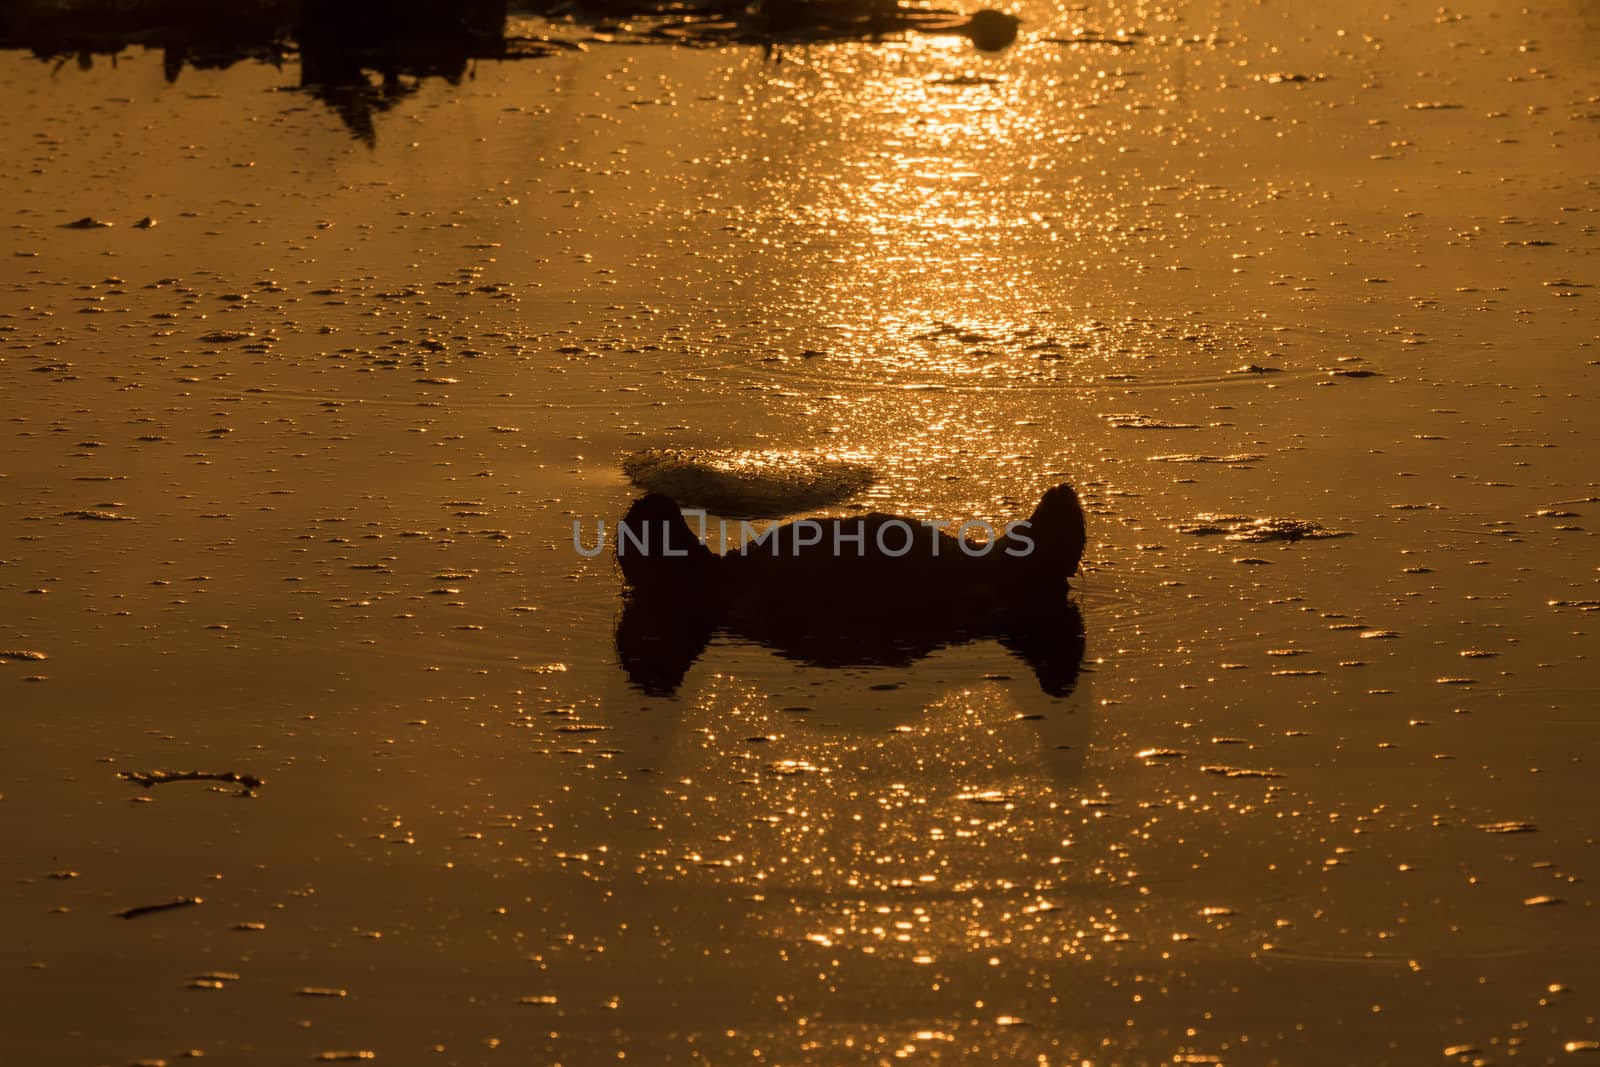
928;73;1003;87
0;650;48;661
1477;820;1536;834
118;769;263;791
61;216;113;229
1151;453;1264;464
313;1052;375;1062
622;447;873;517
959;9;1020;51
296;986;350;997
188;971;240;989
134;216;158;229
116;896;202;919
61;509;131;521
1201;765;1283;779
1046;30;1137;47
958;790;1014;804
766;759;822;776
1257;72;1326;83
1103;413;1199;430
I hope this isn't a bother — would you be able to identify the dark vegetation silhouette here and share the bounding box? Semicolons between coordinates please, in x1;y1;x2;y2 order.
2;0;1018;144
613;486;1088;697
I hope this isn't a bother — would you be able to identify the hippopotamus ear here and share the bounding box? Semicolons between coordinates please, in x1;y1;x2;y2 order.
620;492;688;532
615;493;714;587
1028;484;1087;577
999;483;1086;579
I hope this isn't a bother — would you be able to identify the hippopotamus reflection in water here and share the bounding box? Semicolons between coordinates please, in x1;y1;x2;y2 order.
613;485;1088;697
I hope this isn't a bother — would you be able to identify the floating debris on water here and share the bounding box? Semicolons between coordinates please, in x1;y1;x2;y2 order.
1103;413;1200;430
928;74;1003;87
1201;765;1284;779
1257;71;1327;83
187;971;241;990
118;771;262;790
119;769;263;792
1151;454;1265;464
61;509;132;521
0;650;48;661
766;759;824;776
296;986;350;998
1477;821;1537;834
1047;32;1137;47
61;216;113;228
117;897;202;919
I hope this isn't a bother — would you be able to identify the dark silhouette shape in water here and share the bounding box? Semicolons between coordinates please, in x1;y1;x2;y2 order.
296;0;508;147
3;0;1014;143
614;485;1087;697
0;0;563;145
955;8;1019;51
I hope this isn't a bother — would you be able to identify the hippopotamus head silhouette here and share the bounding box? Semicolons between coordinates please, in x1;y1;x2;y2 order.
613;485;1088;697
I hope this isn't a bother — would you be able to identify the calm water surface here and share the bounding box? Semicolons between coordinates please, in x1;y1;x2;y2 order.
1;0;1597;1063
